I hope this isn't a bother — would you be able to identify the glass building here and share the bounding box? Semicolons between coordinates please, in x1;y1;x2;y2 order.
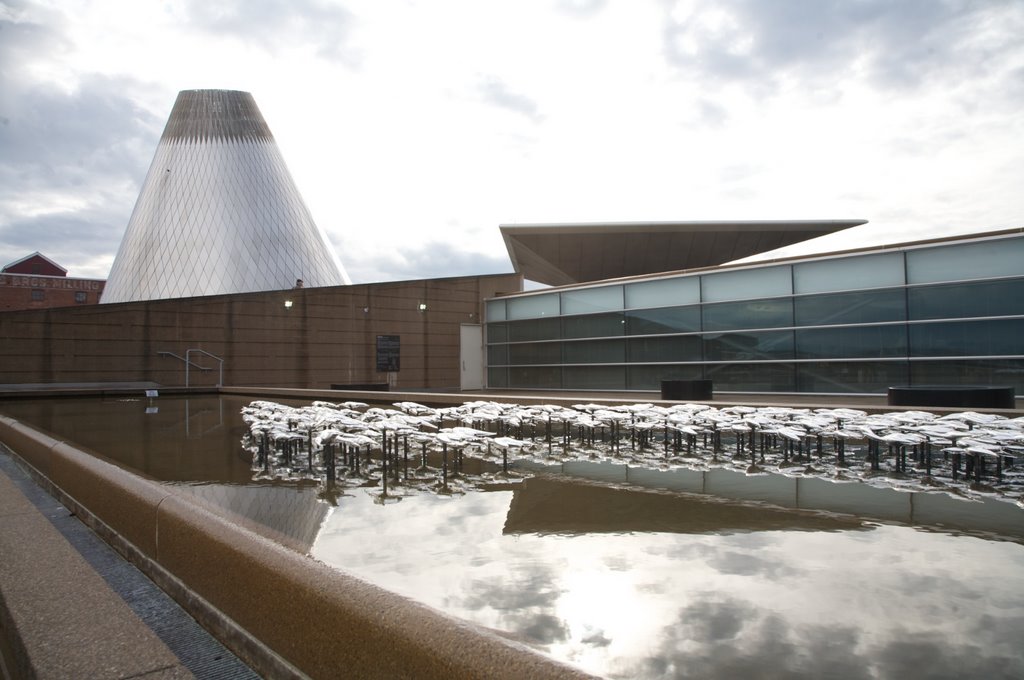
485;230;1024;395
102;90;349;304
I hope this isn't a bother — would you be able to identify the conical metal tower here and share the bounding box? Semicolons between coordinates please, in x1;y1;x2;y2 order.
101;89;349;303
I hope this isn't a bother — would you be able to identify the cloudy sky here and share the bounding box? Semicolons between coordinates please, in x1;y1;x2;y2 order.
2;0;1022;283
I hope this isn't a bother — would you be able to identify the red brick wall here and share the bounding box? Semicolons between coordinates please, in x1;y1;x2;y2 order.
0;274;106;311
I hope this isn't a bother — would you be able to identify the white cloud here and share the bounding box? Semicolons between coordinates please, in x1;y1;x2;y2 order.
1;0;1022;280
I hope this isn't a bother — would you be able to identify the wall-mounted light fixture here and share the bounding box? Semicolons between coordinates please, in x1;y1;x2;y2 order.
418;302;428;312
284;300;293;309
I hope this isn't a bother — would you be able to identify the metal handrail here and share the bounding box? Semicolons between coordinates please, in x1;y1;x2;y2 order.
157;349;224;387
186;349;224;387
157;351;208;370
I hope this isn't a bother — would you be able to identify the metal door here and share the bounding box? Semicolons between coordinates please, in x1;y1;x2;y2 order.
459;324;484;390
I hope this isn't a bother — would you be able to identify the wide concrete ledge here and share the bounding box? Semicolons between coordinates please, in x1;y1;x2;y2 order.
0;459;196;680
0;416;593;679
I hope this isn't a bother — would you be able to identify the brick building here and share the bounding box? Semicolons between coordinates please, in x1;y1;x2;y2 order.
0;252;105;312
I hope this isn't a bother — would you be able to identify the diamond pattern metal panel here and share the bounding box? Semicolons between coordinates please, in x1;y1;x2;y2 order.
102;90;349;304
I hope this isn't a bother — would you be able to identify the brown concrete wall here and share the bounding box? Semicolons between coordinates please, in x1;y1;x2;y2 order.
0;274;522;389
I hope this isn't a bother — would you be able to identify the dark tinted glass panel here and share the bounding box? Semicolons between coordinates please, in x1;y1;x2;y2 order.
910;359;1024;392
487;323;507;343
562;340;625;363
627;364;703;390
562;313;625;339
795;289;905;326
703;298;793;331
625;306;701;335
627;336;702;362
908;279;1024;320
509;366;561;388
563;365;626;390
796;361;908;393
508;318;560;342
795;326;906;359
487;344;508;366
909;319;1024;357
705;331;793;361
508;342;562;365
487;367;508;388
705;363;795;391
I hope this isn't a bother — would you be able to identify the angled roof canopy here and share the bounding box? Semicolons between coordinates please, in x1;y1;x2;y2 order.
500;219;866;286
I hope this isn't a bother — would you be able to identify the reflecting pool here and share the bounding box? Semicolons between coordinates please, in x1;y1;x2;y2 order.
3;395;1023;679
312;483;1024;679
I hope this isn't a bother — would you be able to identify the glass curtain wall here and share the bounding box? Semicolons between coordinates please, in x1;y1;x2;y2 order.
485;234;1024;394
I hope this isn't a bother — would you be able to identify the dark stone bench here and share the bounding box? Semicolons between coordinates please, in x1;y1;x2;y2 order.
661;379;713;401
887;385;1015;409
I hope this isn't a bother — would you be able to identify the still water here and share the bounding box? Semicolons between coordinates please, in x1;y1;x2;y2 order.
3;395;1023;679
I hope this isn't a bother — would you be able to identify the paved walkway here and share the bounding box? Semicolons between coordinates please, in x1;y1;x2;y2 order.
0;447;260;680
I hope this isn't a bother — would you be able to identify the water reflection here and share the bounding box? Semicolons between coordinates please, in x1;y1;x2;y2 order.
502;475;868;535
312;485;1024;679
3;396;1024;678
520;461;1024;542
167;482;330;553
0;395;330;549
0;394;258;483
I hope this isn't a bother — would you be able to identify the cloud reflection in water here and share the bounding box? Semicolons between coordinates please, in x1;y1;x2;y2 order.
311;476;1024;679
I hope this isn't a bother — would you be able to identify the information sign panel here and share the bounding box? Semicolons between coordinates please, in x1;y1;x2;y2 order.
376;335;400;372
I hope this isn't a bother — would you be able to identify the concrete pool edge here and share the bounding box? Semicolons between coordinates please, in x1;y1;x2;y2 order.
0;383;1019;416
0;415;595;679
219;385;1023;416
